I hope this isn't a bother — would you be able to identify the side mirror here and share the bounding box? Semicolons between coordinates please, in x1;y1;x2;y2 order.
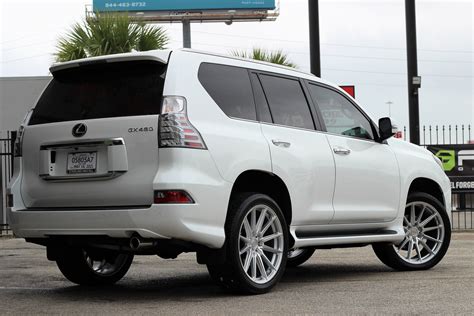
378;117;395;141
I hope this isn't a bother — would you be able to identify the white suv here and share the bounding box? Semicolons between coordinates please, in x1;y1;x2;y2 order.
7;49;451;294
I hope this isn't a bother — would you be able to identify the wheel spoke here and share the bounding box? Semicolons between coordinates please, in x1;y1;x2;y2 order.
256;254;268;280
423;234;442;243
240;235;251;244
251;209;257;233
419;239;434;254
415;241;423;261
261;215;276;236
256;208;267;234
262;245;282;254
251;254;257;279
416;206;426;224
410;205;416;225
261;232;282;243
406;239;414;260
258;250;276;271
243;217;252;237
240;244;251;255
403;216;410;227
397;238;410;251
423;225;443;233
242;252;252;272
420;214;437;227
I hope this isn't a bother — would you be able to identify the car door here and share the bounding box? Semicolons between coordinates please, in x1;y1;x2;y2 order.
250;72;335;225
306;82;401;224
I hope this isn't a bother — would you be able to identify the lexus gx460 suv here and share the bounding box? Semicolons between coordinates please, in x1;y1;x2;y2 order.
7;49;451;294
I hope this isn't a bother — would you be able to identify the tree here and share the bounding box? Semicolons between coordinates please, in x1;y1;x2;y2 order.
231;48;297;68
55;13;169;62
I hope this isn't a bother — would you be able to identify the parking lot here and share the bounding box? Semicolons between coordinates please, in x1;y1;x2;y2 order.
1;233;473;315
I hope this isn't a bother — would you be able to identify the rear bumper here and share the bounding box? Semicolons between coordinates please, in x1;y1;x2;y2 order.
8;204;226;249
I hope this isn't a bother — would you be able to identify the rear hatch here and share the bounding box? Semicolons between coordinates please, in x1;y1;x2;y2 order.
21;54;168;208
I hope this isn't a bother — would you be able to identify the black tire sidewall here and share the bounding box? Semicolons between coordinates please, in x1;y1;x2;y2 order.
286;248;316;268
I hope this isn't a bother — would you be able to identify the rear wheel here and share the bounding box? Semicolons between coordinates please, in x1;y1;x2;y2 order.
373;192;451;271
56;247;133;285
287;248;316;268
207;193;289;294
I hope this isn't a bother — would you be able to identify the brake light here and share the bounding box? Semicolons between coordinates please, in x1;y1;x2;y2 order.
159;96;207;149
154;190;194;204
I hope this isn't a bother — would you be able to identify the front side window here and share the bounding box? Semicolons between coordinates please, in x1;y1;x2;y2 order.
198;63;256;121
259;75;315;130
308;84;374;140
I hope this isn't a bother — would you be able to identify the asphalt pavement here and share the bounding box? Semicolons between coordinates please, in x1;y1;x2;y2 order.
0;233;473;315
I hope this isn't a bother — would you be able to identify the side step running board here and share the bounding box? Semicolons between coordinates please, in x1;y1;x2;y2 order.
292;230;405;248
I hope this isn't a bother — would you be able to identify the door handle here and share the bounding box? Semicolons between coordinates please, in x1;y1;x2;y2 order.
333;147;351;155
272;140;291;148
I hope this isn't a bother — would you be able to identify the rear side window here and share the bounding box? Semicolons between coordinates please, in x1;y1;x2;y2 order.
259;75;315;130
198;63;257;121
29;60;166;126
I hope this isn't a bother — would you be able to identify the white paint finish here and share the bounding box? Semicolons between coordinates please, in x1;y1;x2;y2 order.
326;134;401;224
260;124;335;225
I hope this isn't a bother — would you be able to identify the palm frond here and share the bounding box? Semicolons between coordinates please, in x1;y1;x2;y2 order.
230;48;297;68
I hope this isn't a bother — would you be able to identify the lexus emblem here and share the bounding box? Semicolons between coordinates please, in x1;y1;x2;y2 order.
72;123;87;137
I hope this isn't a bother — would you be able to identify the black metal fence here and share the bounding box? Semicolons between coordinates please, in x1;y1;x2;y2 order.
401;124;473;230
0;131;16;236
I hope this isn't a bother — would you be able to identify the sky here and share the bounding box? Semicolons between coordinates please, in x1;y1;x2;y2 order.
1;0;473;135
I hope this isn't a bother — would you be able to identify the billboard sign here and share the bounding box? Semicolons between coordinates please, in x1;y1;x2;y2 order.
93;0;276;12
427;144;474;192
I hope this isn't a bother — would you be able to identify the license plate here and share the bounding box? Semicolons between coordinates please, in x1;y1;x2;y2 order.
67;152;97;174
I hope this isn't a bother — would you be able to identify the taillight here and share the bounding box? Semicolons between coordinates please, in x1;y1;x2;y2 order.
14;110;32;157
154;190;194;204
159;96;207;149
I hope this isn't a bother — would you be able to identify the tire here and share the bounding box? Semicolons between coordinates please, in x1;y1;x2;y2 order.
56;247;134;286
373;192;451;271
207;193;289;294
286;248;316;268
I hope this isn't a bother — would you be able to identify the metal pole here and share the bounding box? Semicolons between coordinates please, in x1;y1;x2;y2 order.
386;101;393;117
182;20;192;48
308;0;321;77
405;0;420;145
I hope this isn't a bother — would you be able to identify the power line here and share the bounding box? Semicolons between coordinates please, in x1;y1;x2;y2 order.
181;29;474;54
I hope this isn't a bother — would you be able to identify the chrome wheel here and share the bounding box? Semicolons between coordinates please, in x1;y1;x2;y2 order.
238;204;285;284
394;201;445;264
83;250;130;276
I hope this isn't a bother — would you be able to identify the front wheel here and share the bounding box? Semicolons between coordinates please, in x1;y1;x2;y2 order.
373;192;451;271
207;193;289;294
56;247;134;285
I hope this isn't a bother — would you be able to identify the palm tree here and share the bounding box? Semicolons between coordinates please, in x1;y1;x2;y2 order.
231;48;297;68
55;13;169;62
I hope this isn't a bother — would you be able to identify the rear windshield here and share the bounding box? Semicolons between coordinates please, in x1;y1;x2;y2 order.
29;60;166;125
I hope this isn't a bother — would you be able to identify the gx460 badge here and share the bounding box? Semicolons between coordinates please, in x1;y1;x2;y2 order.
128;127;154;133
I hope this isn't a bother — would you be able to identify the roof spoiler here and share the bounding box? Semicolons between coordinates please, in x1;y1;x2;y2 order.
49;51;171;74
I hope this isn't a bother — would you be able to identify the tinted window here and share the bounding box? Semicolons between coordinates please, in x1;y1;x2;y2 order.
308;84;374;140
29;61;166;125
198;63;256;121
250;73;273;123
259;75;314;130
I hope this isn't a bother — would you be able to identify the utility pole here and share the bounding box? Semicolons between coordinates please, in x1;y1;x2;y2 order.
405;0;421;145
308;0;321;77
386;101;393;117
183;20;191;48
